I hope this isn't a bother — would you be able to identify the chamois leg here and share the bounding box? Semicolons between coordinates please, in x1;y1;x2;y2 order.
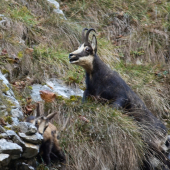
111;98;127;110
82;89;90;102
51;139;66;163
42;139;52;166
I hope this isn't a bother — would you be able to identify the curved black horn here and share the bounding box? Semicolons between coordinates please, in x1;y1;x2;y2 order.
85;28;96;44
82;28;88;43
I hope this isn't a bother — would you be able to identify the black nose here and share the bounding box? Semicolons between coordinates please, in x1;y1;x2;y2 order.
69;53;74;59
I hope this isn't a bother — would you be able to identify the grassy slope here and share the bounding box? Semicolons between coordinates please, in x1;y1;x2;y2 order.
0;0;170;169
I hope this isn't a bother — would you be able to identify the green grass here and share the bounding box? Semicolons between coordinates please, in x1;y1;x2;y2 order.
9;6;37;26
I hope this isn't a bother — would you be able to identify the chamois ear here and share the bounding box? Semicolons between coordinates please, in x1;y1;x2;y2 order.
91;35;97;53
46;112;57;120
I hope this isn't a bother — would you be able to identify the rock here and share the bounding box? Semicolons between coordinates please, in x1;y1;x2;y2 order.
11;117;19;126
0;139;22;155
0;14;11;30
11;108;23;120
19;132;43;144
13;133;25;148
0;125;6;133
0;153;11;166
22;142;39;158
46;0;66;20
0;105;6;110
18;122;37;135
6;130;17;137
11;154;21;160
15;0;28;6
0;70;24;119
20;163;35;170
31;79;83;102
0;130;17;139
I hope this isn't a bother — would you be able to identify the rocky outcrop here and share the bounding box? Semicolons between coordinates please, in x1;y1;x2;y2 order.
0;71;42;169
0;123;42;169
0;70;23;120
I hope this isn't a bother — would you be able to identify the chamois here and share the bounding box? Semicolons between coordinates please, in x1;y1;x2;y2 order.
69;28;170;169
26;111;65;166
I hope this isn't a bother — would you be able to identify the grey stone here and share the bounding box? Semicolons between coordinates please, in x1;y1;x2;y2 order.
21;163;35;170
0;71;23;119
18;122;37;135
0;105;6;110
0;153;11;166
6;130;17;137
11;154;21;159
19;132;43;144
13;133;25;148
12;117;19;126
0;139;22;155
0;133;9;139
0;125;6;133
0;16;11;30
11;108;23;119
46;0;66;20
0;130;25;147
15;0;28;6
0;130;19;140
22;142;39;158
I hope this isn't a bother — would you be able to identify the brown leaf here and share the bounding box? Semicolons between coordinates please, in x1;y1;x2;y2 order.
24;104;36;115
0;118;7;126
1;49;8;55
26;97;32;104
40;90;56;102
25;48;34;55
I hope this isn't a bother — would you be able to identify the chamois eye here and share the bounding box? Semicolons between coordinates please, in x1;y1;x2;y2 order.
85;47;90;52
35;121;38;126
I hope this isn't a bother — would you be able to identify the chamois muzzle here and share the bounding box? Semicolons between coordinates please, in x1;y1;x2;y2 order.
69;53;79;63
69;53;74;59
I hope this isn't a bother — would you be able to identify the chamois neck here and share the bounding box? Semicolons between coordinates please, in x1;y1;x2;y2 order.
92;54;108;73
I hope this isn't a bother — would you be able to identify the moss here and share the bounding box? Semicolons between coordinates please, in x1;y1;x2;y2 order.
4;126;11;131
12;125;20;134
17;51;23;58
56;95;65;101
1;69;9;75
4;116;13;124
2;83;9;93
28;86;33;90
70;95;82;101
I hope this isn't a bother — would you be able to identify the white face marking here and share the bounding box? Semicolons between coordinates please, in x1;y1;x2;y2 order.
72;43;85;55
69;44;94;73
78;55;93;71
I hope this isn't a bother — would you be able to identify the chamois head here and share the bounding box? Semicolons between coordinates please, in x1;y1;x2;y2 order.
69;28;97;72
26;112;57;135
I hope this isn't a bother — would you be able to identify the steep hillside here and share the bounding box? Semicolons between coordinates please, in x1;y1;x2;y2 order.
0;0;170;169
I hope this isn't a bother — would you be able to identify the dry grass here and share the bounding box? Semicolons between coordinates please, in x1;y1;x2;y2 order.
49;101;145;170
